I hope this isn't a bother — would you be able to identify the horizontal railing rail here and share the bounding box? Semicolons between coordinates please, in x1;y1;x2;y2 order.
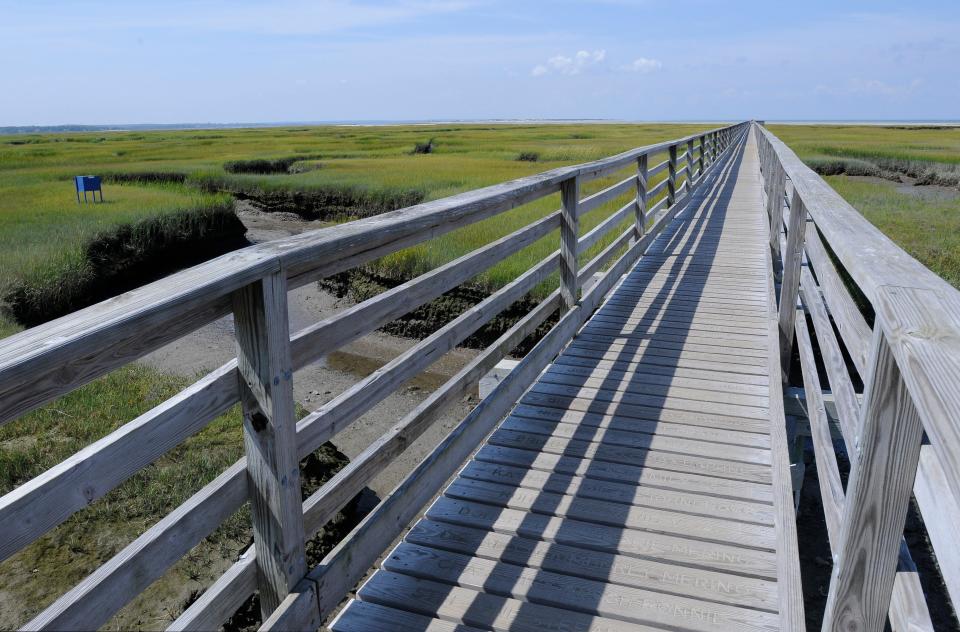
0;122;748;630
756;122;960;632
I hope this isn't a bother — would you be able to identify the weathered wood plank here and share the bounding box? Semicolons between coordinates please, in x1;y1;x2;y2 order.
426;497;779;580
404;520;779;612
459;459;775;524
232;271;307;616
382;543;780;631
330;600;485;632
559;175;580;311
821;328;924;632
358;571;666;632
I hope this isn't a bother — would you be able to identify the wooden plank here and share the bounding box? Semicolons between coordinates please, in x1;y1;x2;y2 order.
540;362;768;398
803;227;871;376
232;271;307;616
510;400;770;447
459;459;775;524
578;173;635;216
295;253;558;455
821;328;924;632
578;199;634;252
667;144;678;206
289;210;560;369
475;443;774;503
357;571;665;632
405;520;779;612
559;175;580;311
800;267;861;452
913;446;960;610
330;601;486;632
776;189;808;376
425;497;778;579
487;428;772;483
441;478;779;549
297;289;560;537
24;462;247;631
634;153;648;239
0;361;238;563
553;353;770;386
498;416;771;465
527;379;769;420
578;225;632;283
569;334;768;362
382;543;780;631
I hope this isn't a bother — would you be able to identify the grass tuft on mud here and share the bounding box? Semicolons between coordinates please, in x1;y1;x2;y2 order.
2;201;247;327
224;155;322;175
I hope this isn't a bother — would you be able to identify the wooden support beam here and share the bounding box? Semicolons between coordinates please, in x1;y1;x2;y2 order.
821;328;924;632
777;189;807;378
634;154;647;239
559;176;580;311
698;135;706;174
667;144;677;207
232;271;307;617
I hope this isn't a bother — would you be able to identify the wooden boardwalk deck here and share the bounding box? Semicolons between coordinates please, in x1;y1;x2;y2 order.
331;130;797;631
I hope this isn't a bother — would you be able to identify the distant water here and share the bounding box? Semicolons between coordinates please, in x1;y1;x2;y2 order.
2;119;959;134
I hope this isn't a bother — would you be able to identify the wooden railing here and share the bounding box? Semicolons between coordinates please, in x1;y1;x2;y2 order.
757;123;960;632
0;122;747;631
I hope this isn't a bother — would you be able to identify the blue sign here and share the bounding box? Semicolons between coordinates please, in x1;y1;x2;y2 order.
75;175;103;203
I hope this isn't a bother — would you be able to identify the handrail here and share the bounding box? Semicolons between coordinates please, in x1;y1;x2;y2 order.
756;122;960;631
0;122;748;630
0;124;733;427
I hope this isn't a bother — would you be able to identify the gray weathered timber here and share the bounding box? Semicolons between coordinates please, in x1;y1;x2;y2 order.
777;189;807;377
232;271;307;617
634;153;648;239
559;175;580;311
821;329;925;632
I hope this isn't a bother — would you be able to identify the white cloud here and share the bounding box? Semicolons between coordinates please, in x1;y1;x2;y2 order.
531;49;606;76
621;57;662;73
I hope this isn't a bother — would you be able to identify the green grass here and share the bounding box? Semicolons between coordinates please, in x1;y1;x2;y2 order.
772;124;960;290
0;122;709;330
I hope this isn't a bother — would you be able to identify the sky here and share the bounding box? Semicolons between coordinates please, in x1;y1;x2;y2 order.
2;0;959;125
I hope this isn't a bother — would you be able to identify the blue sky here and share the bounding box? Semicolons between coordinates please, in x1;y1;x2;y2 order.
2;0;958;125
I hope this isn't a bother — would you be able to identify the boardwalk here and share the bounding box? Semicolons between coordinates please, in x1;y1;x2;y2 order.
5;122;959;631
331;130;796;631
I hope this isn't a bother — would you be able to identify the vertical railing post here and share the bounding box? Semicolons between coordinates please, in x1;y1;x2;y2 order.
821;326;924;632
559;175;580;311
686;138;695;189
634;154;648;241
698;135;706;176
233;270;308;618
667;144;677;207
777;188;807;377
768;160;786;268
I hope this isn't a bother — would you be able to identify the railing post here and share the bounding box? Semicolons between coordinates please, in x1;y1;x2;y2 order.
698;135;706;176
777;188;807;378
634;154;648;241
232;270;308;618
667;144;677;207
559;175;580;311
821;326;924;632
685;138;695;189
768;160;786;267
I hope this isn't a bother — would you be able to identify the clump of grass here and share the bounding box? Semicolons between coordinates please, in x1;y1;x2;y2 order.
517;151;540;162
2;201;247;327
411;138;436;154
198;174;425;221
806;157;881;178
223;155;322;174
104;171;188;185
